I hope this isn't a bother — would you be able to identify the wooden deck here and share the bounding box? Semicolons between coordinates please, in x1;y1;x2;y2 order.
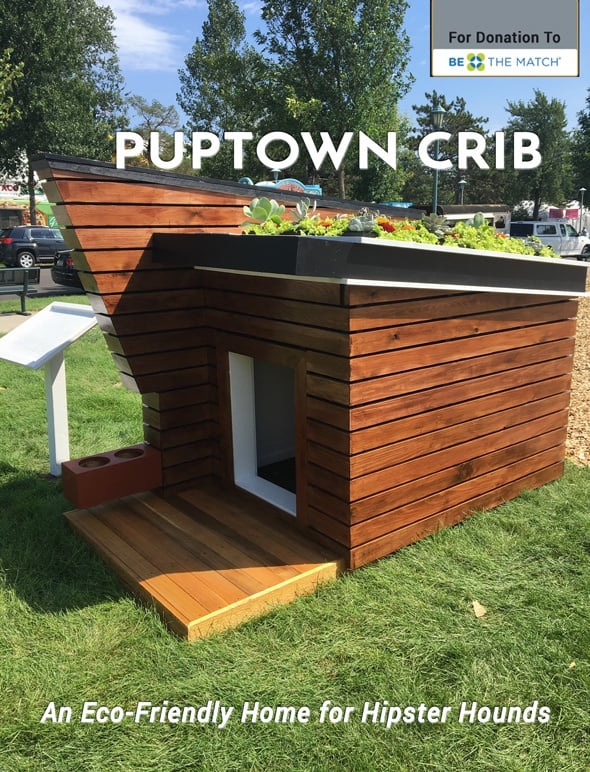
65;480;345;640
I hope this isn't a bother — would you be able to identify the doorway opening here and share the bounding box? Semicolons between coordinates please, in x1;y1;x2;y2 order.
229;352;296;515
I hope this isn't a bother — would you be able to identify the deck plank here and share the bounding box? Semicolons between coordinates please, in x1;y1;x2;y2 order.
65;481;344;640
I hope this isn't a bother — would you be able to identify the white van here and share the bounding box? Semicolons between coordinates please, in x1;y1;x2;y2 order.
510;221;590;260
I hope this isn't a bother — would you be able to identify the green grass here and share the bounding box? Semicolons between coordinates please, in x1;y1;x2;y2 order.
1;297;589;771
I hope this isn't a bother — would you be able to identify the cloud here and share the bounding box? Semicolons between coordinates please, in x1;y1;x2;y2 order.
98;0;203;72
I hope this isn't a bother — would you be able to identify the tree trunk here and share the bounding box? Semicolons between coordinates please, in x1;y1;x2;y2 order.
27;161;37;225
337;167;346;199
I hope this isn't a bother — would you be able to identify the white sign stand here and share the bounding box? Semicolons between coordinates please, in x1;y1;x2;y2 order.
0;302;97;475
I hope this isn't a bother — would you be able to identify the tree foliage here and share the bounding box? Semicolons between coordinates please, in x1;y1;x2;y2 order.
571;87;590;195
178;0;412;199
178;0;267;180
256;0;413;199
0;49;23;131
401;91;503;207
501;89;571;219
0;0;125;220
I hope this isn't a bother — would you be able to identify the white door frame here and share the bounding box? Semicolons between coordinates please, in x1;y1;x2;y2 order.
228;352;296;516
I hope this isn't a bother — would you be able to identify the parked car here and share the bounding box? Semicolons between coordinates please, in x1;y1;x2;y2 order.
0;226;68;268
509;220;590;260
51;249;83;289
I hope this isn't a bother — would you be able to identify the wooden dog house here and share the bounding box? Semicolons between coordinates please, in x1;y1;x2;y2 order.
33;154;588;638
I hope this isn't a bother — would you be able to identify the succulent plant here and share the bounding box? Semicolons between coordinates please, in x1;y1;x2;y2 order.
346;207;379;234
290;197;318;222
242;197;285;225
421;213;452;238
472;212;485;228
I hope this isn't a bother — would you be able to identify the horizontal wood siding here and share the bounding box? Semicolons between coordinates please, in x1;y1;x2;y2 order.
336;288;576;568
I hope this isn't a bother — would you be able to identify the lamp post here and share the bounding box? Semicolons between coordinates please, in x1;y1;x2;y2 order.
458;178;466;205
579;187;587;233
431;101;446;215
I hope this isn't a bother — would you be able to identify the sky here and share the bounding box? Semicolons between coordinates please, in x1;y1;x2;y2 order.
98;0;589;134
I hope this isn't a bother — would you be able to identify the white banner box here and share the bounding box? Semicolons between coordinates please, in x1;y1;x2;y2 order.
431;0;579;77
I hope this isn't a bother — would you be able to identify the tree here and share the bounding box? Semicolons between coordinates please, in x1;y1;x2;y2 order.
0;49;23;130
0;0;125;222
256;0;413;199
571;87;590;196
178;0;267;180
126;95;181;169
502;90;571;220
402;91;503;207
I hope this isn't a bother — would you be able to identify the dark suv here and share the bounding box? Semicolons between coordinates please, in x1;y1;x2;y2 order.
0;226;67;268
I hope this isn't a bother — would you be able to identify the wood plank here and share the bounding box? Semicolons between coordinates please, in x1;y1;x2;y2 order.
126;494;301;590
348;407;568;505
206;288;348;331
96;309;207;336
206;309;349;356
89;288;203;316
143;385;215;411
54;203;247;228
307;374;350;406
307;397;350;431
345;395;569;494
349;340;574;405
72;249;156;273
348;293;573;331
308;462;350;504
112;346;211;377
144;421;217;450
349;373;571;452
350;320;576;380
308;507;351;547
179;483;339;566
97;500;255;609
65;509;207;633
160;440;215;468
68;226;215;252
343;285;459;306
186;560;342;640
104;329;205;357
343;427;567;527
49;178;259;206
349;356;573;430
307;420;349;455
349;301;578;356
201;270;343;305
143;403;213;431
83;268;202;295
162;457;215;487
349;462;563;568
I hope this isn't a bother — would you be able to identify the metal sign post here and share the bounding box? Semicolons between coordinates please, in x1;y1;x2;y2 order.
0;302;97;476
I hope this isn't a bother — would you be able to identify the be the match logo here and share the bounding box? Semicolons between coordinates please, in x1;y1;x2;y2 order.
466;53;486;72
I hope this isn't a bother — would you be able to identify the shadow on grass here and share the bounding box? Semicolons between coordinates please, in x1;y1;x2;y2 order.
0;460;127;613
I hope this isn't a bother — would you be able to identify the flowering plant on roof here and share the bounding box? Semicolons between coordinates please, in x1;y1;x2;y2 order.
242;197;556;257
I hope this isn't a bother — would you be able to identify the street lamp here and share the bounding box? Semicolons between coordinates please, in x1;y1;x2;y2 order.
431;101;446;215
458;178;467;205
579;187;587;233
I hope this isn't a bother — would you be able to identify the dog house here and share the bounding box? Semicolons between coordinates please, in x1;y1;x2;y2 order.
33;154;588;638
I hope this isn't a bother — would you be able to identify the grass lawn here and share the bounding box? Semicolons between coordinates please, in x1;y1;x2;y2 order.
0;297;589;771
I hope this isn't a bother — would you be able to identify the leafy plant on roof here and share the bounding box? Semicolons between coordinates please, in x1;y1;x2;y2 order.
242;197;285;226
240;197;556;257
290;197;318;222
346;207;379;234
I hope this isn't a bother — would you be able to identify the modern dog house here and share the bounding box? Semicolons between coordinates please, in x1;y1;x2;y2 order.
34;154;589;639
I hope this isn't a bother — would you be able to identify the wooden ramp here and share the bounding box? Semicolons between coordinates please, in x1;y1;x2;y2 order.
65;481;345;640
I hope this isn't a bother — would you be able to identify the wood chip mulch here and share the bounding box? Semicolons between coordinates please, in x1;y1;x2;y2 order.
567;272;590;466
